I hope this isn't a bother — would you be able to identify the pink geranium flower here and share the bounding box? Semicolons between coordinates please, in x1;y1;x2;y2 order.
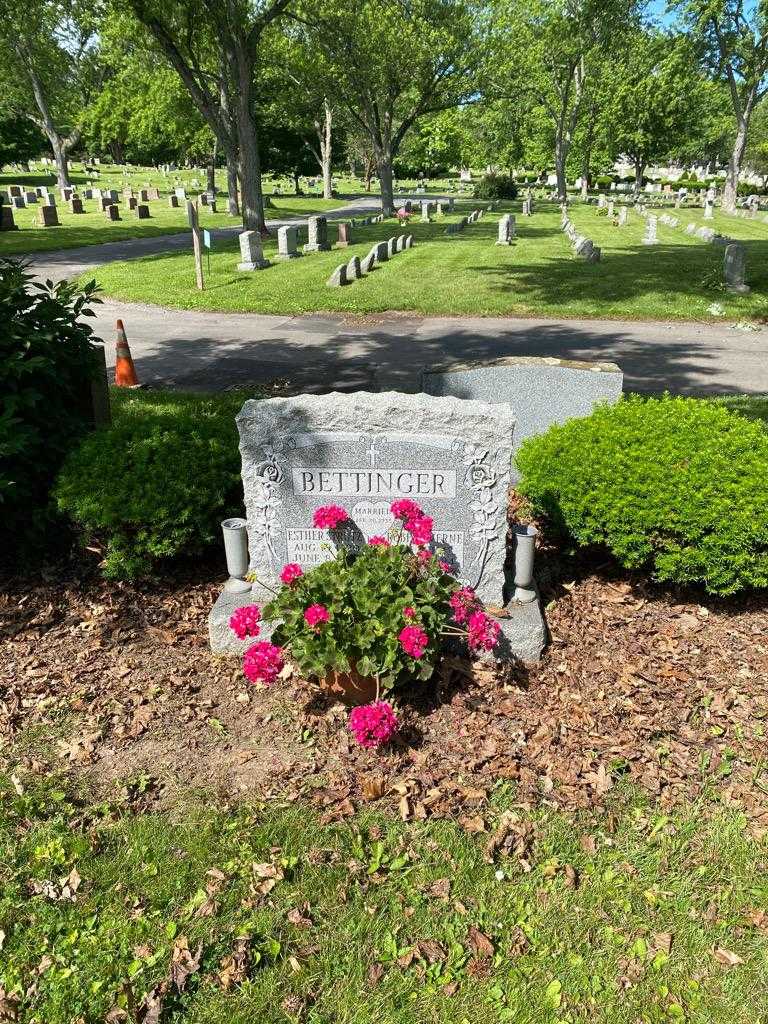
399;624;429;659
403;606;416;619
304;604;330;629
243;641;284;685
313;505;349;529
467;610;501;652
391;499;422;521
280;563;304;585
449;586;478;625
405;514;433;547
229;604;261;640
348;701;399;748
368;536;390;547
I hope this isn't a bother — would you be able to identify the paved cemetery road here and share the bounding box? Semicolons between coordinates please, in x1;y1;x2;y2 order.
21;197;768;398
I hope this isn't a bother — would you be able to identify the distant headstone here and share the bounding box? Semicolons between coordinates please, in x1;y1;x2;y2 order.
421;200;430;222
11;196;24;210
40;204;59;227
277;224;301;259
405;235;413;249
139;189;149;202
346;254;362;280
724;243;750;293
168;194;179;208
128;197;138;210
105;204;121;221
703;200;714;220
422;356;623;483
373;240;389;263
69;197;84;214
334;221;351;247
387;236;397;258
9;186;21;198
360;249;377;273
24;191;37;204
395;234;406;252
643;216;658;245
496;213;513;245
0;200;18;231
696;225;715;242
617;206;628;226
327;263;349;286
303;215;331;252
136;204;150;219
237;230;270;270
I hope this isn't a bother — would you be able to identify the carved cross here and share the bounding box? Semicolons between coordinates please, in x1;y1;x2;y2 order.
365;438;381;467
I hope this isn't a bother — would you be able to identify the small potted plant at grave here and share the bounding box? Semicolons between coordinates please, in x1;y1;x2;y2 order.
228;500;502;749
396;206;412;226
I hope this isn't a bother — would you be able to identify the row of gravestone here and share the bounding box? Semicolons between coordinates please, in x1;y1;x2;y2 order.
637;208;750;292
560;209;601;261
237;215;372;270
444;208;483;236
328;234;414;286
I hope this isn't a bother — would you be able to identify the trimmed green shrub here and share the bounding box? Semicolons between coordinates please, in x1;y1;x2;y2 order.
473;173;518;201
55;391;245;579
517;396;768;595
0;258;101;560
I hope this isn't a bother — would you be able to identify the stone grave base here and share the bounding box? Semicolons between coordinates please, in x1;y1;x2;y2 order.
208;585;546;663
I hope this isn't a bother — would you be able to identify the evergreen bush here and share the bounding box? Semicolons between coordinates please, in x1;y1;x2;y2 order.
0;258;101;561
56;391;245;579
517;396;768;595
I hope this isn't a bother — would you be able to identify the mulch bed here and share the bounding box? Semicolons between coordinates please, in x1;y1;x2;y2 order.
2;552;767;833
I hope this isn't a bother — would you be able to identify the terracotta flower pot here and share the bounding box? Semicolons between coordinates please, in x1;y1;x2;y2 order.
320;665;379;706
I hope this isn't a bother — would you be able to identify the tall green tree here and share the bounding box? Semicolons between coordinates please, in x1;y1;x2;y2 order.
304;0;480;215
603;30;703;192
677;0;768;209
0;0;99;186
487;0;640;201
120;0;292;231
0;116;47;167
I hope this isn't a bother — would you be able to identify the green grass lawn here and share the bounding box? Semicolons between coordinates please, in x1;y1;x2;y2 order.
3;772;767;1024
84;200;768;322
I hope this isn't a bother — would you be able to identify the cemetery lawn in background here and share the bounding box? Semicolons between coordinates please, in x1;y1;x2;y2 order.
2;771;767;1024
88;200;768;321
0;197;344;256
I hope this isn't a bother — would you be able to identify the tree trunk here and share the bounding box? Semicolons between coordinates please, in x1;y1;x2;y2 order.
51;137;71;189
364;156;374;191
633;156;645;195
233;58;266;233
320;98;333;200
226;151;240;215
207;155;216;194
375;146;394;216
724;115;749;212
554;137;568;203
293;169;301;195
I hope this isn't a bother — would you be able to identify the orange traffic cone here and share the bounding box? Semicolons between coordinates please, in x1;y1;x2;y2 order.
114;319;140;387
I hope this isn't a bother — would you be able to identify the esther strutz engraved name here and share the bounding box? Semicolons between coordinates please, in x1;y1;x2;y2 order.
292;468;456;498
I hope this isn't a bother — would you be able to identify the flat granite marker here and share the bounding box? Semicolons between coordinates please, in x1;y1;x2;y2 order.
422;356;623;482
209;391;545;661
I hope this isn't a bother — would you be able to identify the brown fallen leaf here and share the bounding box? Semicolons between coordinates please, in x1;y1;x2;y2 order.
362;774;386;801
218;935;250;991
418;939;447;964
712;946;743;967
427;878;451;900
652;932;673;955
170;937;202;992
287;906;313;928
367;962;384;986
466;925;494;960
